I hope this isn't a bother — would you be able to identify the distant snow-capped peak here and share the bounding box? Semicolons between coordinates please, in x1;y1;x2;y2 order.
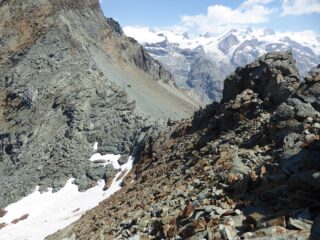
124;26;320;56
123;26;320;103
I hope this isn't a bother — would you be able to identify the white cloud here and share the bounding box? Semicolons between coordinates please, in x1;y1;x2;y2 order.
282;0;320;15
123;26;166;43
240;0;275;9
181;4;274;34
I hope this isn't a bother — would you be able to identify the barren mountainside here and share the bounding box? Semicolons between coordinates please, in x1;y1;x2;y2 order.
0;0;197;209
49;52;320;239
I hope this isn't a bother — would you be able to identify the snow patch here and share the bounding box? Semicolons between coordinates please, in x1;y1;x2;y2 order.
90;153;121;168
92;142;98;151
0;156;134;240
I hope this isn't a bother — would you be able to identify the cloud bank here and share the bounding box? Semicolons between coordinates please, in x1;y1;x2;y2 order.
123;0;319;36
282;0;320;15
181;3;274;34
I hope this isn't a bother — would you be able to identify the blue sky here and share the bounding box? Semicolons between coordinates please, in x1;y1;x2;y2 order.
100;0;320;34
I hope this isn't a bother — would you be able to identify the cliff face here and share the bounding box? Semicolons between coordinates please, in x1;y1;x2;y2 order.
0;0;197;208
48;52;320;239
98;18;174;83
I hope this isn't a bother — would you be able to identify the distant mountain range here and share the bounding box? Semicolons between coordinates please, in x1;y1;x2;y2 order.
124;27;320;103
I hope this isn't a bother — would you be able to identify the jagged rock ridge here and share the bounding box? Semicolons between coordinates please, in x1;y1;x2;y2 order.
48;52;320;239
0;0;197;208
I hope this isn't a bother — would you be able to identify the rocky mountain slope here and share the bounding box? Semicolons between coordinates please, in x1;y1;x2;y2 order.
125;27;320;103
49;52;320;239
0;0;197;210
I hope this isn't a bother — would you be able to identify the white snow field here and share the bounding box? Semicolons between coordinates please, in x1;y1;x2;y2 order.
0;149;134;240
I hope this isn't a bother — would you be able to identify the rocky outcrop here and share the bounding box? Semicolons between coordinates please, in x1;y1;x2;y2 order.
48;51;320;239
222;52;300;104
298;64;320;111
0;0;197;208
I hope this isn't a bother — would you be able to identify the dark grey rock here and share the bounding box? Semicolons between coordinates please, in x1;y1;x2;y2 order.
299;66;320;111
283;133;301;150
222;52;300;105
310;216;320;240
86;166;108;182
276;103;296;120
118;155;130;165
288;98;319;120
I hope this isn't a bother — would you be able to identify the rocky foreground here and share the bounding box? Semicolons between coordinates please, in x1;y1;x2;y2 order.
48;52;320;240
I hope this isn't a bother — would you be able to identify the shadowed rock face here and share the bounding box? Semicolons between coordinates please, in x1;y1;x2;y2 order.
48;52;320;240
0;0;196;208
223;52;300;105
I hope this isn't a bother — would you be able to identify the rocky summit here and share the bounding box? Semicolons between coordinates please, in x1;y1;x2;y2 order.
48;52;320;239
0;0;198;209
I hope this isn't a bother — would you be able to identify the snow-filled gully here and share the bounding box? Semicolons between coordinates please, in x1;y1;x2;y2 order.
0;143;134;240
